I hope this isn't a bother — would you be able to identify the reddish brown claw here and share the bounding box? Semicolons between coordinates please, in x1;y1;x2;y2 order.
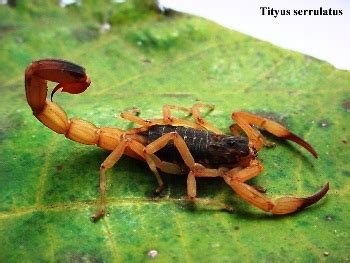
283;132;318;158
298;182;330;210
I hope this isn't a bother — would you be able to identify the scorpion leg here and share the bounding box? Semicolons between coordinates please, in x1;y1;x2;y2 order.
120;108;150;126
115;128;184;194
163;104;224;134
162;104;191;124
143;132;198;199
126;139;183;195
120;108;204;129
92;136;153;221
92;139;128;221
223;160;329;215
191;103;224;134
232;112;318;158
121;103;224;133
144;154;183;194
144;132;232;210
229;123;242;136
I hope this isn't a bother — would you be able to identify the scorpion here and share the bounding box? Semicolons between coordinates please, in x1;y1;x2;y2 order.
25;59;329;221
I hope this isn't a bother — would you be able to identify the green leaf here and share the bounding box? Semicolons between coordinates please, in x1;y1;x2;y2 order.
1;1;349;262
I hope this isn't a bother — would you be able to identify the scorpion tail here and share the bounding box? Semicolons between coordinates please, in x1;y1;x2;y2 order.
25;59;90;113
24;59;116;147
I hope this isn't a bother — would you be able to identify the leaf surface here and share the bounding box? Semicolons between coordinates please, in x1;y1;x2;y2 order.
0;1;349;262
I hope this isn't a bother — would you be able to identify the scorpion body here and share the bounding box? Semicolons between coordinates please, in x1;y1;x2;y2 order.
139;125;250;169
25;59;329;221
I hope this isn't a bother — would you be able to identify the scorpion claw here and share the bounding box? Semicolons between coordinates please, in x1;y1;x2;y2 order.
283;132;318;158
298;182;329;210
271;182;329;215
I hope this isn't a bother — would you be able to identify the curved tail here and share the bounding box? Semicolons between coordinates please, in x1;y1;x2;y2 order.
25;59;90;114
25;59;122;149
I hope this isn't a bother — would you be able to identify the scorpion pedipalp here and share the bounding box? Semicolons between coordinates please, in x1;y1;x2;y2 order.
232;111;318;158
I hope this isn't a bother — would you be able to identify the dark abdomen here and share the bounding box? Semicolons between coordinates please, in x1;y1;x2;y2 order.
140;125;212;165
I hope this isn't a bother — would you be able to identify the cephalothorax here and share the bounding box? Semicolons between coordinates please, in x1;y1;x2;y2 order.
25;59;329;221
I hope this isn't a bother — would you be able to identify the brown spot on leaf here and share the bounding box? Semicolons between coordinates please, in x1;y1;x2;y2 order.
141;58;152;64
341;139;348;144
342;100;350;112
56;165;63;172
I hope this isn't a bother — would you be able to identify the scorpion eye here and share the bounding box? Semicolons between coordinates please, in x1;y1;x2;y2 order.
226;138;237;146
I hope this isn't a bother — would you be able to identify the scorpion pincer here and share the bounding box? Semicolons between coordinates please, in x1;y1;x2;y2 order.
25;59;329;221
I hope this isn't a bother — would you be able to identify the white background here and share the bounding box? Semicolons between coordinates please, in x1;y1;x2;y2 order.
159;0;350;70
